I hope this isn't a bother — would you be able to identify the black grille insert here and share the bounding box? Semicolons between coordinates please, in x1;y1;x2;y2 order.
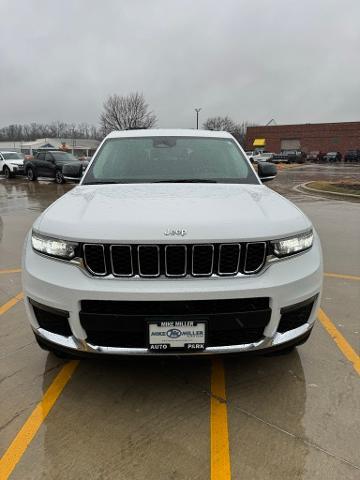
80;298;271;348
278;296;317;333
111;245;133;276
165;245;187;276
138;245;160;276
30;299;71;336
218;244;241;275
83;244;106;275
244;242;266;273
192;245;214;276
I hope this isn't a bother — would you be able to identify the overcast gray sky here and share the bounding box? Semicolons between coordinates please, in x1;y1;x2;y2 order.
1;0;359;129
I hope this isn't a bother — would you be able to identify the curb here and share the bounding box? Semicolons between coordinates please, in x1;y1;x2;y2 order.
300;182;360;199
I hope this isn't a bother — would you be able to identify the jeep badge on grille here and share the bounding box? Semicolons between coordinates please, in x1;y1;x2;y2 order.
164;228;187;237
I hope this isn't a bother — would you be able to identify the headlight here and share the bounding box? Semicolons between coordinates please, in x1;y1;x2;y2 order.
272;230;313;257
32;232;78;259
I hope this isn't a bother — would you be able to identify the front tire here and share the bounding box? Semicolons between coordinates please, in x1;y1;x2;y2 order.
27;167;37;181
55;170;65;184
3;166;13;179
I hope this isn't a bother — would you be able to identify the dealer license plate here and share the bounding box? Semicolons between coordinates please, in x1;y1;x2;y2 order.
148;320;206;352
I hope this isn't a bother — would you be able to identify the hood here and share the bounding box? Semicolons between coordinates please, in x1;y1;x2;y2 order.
35;183;311;243
9;159;24;165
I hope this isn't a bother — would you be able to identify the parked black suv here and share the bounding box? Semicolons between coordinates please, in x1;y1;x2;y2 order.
272;150;306;164
25;151;86;184
344;150;360;162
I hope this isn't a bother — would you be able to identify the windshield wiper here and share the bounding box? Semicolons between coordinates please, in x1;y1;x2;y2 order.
153;179;218;183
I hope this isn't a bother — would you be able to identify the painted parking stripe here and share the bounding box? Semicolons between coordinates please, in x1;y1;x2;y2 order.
319;308;360;376
211;358;231;480
0;292;24;315
0;268;22;275
324;272;360;281
0;360;79;479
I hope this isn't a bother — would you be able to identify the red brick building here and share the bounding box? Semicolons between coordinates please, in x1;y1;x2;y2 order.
245;122;360;155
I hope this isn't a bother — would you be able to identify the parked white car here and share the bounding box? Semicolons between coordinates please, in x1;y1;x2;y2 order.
0;151;25;178
22;129;322;358
245;151;260;162
254;152;275;163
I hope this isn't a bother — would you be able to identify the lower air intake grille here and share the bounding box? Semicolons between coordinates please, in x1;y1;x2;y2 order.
80;298;271;348
278;296;317;333
30;299;72;336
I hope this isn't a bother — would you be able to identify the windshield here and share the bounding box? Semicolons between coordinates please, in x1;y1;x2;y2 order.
52;152;77;162
83;137;259;185
2;152;23;160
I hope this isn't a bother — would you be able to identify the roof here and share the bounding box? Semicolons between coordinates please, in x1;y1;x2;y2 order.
20;138;100;149
107;129;233;139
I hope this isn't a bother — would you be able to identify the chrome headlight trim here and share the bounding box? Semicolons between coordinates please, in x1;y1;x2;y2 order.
31;231;78;260
271;229;313;258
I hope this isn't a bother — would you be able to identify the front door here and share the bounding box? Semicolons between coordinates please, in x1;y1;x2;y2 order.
43;152;56;178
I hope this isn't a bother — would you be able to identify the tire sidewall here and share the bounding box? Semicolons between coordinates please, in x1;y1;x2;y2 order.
4;166;11;179
55;170;64;184
27;168;35;181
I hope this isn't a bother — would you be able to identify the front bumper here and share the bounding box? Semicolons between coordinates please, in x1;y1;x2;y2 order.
22;232;323;355
10;166;25;175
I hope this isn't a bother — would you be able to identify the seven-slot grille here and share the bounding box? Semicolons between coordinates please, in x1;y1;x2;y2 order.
83;242;267;277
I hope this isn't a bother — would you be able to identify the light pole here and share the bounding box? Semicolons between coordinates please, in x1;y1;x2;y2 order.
195;108;201;129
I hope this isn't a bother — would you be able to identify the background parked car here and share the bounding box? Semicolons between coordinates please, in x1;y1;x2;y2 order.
306;151;324;163
323;151;342;162
245;151;260;162
344;149;360;162
0;151;25;178
253;152;275;163
272;150;306;164
24;150;86;184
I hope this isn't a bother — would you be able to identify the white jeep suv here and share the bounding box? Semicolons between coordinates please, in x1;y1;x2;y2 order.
22;130;322;357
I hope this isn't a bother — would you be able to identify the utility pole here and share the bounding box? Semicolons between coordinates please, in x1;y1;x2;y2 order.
195;108;202;129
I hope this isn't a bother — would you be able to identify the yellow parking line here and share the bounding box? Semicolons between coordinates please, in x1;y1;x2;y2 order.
319;308;360;376
0;268;22;275
0;360;79;479
0;292;24;315
211;358;231;480
324;272;360;281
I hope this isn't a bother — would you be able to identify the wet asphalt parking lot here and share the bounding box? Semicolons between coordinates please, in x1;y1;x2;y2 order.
0;164;359;480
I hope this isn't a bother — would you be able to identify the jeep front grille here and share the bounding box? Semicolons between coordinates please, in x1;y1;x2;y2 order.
82;242;267;277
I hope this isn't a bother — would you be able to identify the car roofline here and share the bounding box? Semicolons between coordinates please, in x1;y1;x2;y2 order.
106;129;234;139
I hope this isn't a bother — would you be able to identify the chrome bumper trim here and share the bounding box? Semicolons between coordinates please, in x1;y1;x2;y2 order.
35;322;312;356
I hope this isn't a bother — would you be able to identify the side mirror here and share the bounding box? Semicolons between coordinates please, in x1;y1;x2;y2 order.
258;162;277;182
62;162;83;182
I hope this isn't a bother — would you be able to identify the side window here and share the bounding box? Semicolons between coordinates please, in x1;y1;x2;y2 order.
45;153;53;162
37;152;45;161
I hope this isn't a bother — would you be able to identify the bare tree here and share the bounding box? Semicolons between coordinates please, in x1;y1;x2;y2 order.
203;116;256;146
100;92;157;134
0;121;102;142
203;116;236;132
